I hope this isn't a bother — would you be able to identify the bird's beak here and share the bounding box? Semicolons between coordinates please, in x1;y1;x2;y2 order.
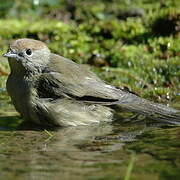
3;51;17;58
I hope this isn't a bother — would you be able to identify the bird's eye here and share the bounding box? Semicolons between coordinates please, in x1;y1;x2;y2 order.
25;49;32;56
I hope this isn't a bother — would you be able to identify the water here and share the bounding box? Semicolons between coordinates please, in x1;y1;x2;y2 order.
0;94;180;180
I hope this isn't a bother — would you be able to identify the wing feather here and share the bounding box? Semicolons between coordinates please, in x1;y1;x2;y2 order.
37;54;120;104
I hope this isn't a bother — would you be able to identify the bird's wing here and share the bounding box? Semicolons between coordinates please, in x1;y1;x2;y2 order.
35;54;180;124
36;54;121;104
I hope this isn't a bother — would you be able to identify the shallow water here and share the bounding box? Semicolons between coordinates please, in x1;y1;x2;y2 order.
0;93;180;180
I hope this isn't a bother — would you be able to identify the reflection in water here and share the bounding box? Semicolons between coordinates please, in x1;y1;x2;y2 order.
0;96;180;179
1;119;179;180
0;122;150;180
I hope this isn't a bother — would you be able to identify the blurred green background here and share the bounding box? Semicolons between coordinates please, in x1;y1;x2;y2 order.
0;0;179;103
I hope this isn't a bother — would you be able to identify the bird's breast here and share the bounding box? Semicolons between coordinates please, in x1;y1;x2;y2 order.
6;74;35;116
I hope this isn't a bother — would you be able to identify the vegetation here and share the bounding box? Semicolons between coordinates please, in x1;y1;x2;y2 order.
0;2;179;179
0;0;179;103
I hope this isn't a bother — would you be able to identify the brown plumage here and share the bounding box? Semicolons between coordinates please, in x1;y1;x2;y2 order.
10;38;47;51
3;38;180;127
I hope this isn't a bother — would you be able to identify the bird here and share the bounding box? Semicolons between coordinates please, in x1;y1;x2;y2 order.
3;38;180;127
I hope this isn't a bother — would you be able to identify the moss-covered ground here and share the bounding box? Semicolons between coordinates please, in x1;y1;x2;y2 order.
0;1;179;179
0;0;179;103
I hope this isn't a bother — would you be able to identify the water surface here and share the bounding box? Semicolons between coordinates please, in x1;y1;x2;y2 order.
0;93;180;180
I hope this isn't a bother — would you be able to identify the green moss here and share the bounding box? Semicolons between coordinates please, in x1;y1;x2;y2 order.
0;0;179;102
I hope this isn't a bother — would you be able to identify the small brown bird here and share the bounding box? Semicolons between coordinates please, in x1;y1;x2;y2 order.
3;38;180;126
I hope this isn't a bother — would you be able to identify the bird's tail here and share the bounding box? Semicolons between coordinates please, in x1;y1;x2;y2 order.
117;93;180;125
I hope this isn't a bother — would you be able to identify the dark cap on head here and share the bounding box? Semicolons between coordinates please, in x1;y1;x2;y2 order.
10;38;48;51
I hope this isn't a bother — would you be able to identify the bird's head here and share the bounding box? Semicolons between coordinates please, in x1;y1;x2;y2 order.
3;38;51;74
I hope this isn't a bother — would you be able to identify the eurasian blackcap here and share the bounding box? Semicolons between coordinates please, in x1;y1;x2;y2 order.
3;38;180;126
